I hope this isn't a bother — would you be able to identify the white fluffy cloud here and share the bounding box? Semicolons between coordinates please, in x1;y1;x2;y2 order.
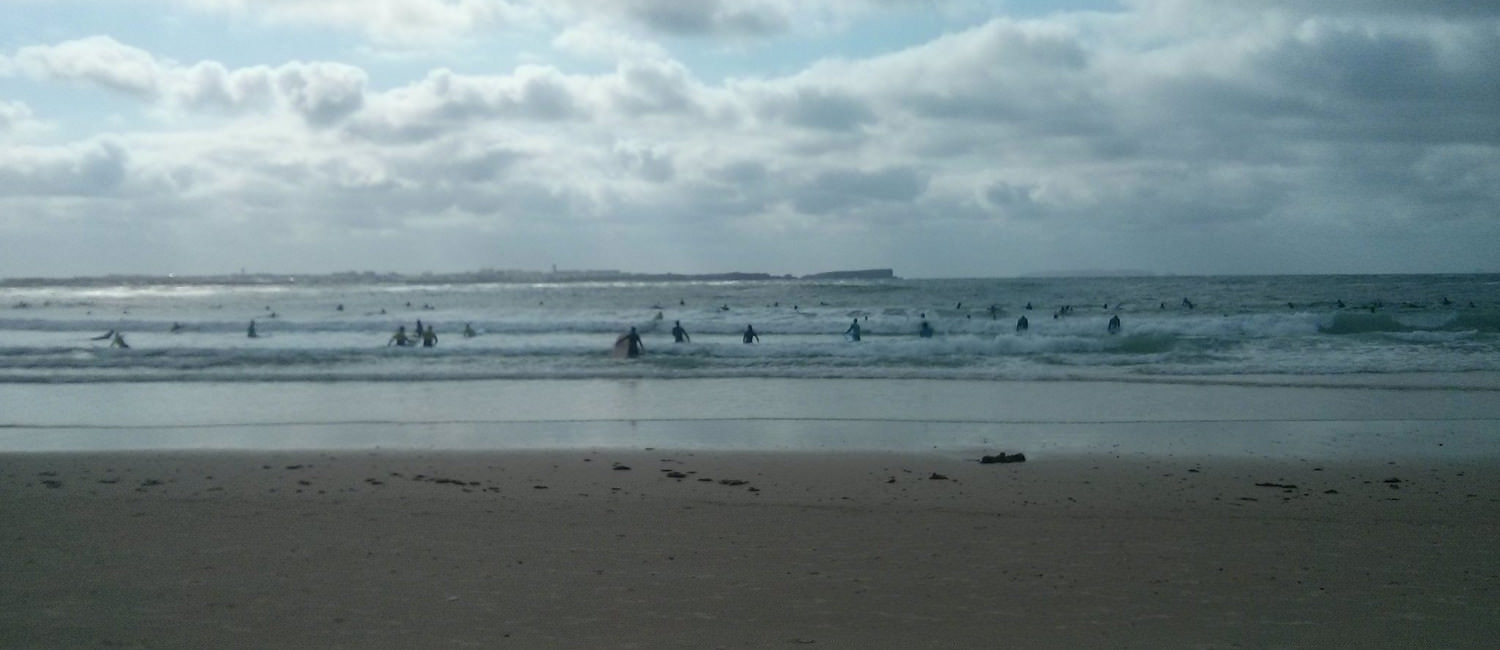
6;36;368;126
0;99;42;135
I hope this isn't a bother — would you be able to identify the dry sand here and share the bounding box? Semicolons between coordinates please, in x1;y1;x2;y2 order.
2;448;1497;649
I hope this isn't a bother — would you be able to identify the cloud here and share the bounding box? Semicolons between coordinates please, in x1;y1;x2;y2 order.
5;36;368;126
0;100;43;136
751;86;876;132
174;0;525;47
0;139;131;196
614;0;791;37
346;66;585;143
4;2;1500;277
552;22;669;62
166;0;913;47
792;166;929;214
275;62;368;126
11;36;163;98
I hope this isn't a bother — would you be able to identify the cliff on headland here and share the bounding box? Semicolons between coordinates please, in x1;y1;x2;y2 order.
800;269;897;280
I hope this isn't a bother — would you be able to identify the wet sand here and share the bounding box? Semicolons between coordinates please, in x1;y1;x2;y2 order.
3;447;1497;648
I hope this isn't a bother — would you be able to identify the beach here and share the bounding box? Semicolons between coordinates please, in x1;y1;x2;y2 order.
3;376;1499;648
4;443;1498;649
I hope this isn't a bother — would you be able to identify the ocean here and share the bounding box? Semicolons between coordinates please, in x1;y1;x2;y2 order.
3;274;1499;452
4;273;1499;383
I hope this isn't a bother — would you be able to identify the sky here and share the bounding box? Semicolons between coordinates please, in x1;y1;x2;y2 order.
1;0;1497;279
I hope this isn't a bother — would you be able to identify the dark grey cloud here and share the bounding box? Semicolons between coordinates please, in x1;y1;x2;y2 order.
792;166;929;214
621;0;790;37
755;87;876;132
1246;23;1500;144
609;59;700;116
275;63;367;127
1234;0;1500;19
711;160;769;185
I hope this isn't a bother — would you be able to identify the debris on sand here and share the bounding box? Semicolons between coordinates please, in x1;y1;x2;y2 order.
979;452;1026;464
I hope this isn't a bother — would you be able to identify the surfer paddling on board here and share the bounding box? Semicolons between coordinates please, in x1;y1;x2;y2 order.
671;320;690;343
616;327;644;358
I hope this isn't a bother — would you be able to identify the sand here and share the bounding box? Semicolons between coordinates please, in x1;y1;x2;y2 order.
2;448;1497;649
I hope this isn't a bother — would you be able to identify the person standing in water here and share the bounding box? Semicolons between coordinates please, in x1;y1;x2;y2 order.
388;326;412;347
671;320;690;343
1016;315;1029;332
421;325;439;347
462;323;477;338
742;325;759;343
247;320;258;338
844;319;861;341
919;320;934;338
110;332;129;348
1107;315;1121;334
618;327;644;358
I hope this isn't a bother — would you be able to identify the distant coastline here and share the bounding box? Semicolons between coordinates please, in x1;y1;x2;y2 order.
0;268;899;288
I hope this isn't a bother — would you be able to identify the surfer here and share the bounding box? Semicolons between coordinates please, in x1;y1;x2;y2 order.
1016;315;1029;332
671;320;690;343
742;325;759;344
421;325;438;348
110;332;129;348
388;326;412;347
462;323;477;338
90;330;115;341
617;327;644;358
844;319;861;341
919;320;933;338
1107;315;1121;334
170;322;183;333
247;320;258;338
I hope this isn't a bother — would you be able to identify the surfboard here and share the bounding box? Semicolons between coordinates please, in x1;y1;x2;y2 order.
612;337;631;358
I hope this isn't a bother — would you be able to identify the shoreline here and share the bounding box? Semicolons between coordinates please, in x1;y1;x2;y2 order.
5;375;1500;455
4;448;1498;648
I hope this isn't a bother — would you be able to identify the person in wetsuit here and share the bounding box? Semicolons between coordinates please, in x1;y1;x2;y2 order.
618;327;644;358
388;326;412;347
844;319;861;341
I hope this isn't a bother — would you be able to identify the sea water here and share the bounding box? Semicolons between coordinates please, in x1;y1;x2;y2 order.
2;274;1499;452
